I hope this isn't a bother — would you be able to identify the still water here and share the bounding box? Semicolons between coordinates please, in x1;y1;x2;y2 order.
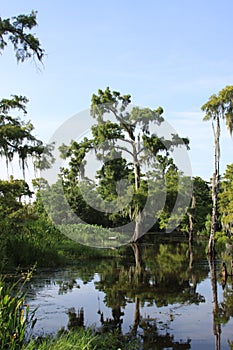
26;237;233;349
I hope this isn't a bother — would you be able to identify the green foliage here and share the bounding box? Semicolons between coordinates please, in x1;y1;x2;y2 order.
6;217;64;267
58;87;190;238
204;213;212;236
0;177;64;268
0;174;122;268
202;85;233;135
219;164;233;236
181;176;212;235
214;231;229;245
0;10;52;176
0;10;44;62
0;177;32;217
59;223;128;248
0;9;60;269
0;270;37;350
202;86;233;253
0;95;53;175
192;177;212;233
0;177;36;265
1;199;120;267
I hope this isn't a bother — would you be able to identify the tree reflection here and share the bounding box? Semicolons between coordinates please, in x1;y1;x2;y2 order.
209;258;221;350
94;240;206;348
67;307;84;330
207;257;233;349
27;237;225;349
140;320;191;349
220;283;233;323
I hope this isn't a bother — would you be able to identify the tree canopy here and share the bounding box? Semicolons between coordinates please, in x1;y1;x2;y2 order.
202;86;233;255
0;11;52;177
219;164;233;236
0;10;44;62
0;95;53;176
56;87;191;244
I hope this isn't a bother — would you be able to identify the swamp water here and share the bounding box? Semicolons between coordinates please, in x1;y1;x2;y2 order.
26;236;233;349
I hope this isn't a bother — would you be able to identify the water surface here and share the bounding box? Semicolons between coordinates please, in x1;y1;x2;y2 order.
26;237;233;349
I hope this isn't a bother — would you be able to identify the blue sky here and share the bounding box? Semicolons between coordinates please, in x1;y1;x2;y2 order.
1;0;233;180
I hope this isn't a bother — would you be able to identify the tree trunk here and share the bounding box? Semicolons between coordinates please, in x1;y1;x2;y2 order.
131;212;142;242
209;117;220;257
131;141;142;242
133;141;140;191
188;194;196;244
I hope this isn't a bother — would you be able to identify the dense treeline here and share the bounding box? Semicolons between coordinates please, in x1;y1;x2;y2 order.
1;9;233;268
0;170;214;267
2;120;233;267
39;173;212;235
0;53;233;266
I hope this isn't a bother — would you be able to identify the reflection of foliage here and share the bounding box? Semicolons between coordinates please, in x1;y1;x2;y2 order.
218;284;233;325
95;241;207;309
99;305;125;333
96;260;128;309
57;279;79;295
23;237;218;349
139;320;191;349
67;307;84;331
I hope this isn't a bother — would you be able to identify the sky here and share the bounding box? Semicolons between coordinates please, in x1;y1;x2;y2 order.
1;0;233;181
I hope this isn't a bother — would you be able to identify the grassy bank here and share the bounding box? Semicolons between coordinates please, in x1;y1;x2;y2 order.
2;218;122;270
23;329;139;350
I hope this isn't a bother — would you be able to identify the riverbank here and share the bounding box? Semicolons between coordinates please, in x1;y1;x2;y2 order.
23;329;139;350
2;221;123;271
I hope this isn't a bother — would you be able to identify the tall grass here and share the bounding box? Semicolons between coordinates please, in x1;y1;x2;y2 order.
0;269;37;350
4;217;121;269
23;329;140;350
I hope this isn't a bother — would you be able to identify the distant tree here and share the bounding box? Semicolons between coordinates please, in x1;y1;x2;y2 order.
202;85;233;256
